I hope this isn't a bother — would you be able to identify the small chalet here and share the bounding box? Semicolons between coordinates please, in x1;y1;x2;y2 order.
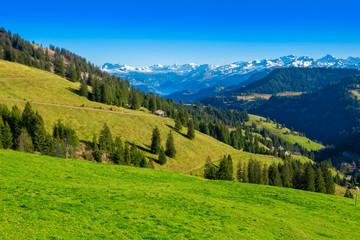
155;110;165;117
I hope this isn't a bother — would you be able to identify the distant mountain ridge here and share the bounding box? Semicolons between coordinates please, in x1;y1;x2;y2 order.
102;55;360;95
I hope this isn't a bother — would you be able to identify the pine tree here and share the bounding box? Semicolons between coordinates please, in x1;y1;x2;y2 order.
54;54;65;77
92;134;102;162
17;128;33;152
204;157;217;180
158;148;167;165
130;143;141;166
124;143;131;165
254;161;262;184
175;115;182;131
281;161;292;188
292;165;304;189
187;119;195;140
150;126;161;154
334;173;341;185
99;123;113;153
1;120;13;149
262;164;269;185
269;163;283;187
130;91;141;110
216;155;233;181
242;161;249;183
112;137;124;164
236;161;243;182
304;163;315;192
65;64;78;82
102;84;113;105
139;155;147;168
79;79;88;98
247;159;255;183
10;105;22;146
323;167;335;194
315;168;326;193
149;96;157;113
165;131;176;158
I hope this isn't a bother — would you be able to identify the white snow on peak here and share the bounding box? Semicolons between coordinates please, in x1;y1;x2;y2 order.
101;55;360;94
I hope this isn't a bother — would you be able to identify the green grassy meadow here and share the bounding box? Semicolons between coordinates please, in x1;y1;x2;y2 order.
247;114;324;151
0;150;359;239
0;60;281;173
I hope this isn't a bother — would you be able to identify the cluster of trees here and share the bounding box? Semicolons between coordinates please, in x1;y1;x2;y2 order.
150;127;176;165
204;155;234;181
204;158;336;195
92;123;149;167
0;103;78;157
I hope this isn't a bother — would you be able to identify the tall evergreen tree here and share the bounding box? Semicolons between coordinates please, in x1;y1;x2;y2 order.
65;63;78;82
204;156;217;180
0;119;13;149
165;131;176;158
334;173;341;185
323;167;335;194
175;115;182;131
247;159;255;183
111;137;124;164
10;105;22;146
262;164;269;185
236;161;243;182
92;134;102;162
149;96;157;113
315;168;326;193
79;79;88;98
130;91;141;110
242;161;249;183
217;155;233;181
254;161;263;184
17;128;33;152
304;163;315;192
150;126;161;154
158;148;167;165
269;163;283;187
124;143;131;165
54;54;65;77
98;123;113;153
281;161;292;188
187;119;195;140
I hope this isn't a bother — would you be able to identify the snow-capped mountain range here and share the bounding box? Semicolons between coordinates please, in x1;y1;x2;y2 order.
101;55;360;95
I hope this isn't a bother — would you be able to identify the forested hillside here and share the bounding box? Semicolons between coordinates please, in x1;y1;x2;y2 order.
235;67;360;94
253;75;360;150
201;68;360;111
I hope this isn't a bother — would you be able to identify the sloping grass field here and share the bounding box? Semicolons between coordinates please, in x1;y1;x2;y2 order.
0;60;280;173
0;150;359;239
247;114;324;151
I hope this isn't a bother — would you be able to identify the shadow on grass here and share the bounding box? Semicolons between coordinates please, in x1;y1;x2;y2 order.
67;87;81;96
165;124;189;139
137;144;152;154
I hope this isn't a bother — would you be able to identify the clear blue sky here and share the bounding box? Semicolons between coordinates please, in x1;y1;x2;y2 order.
2;0;360;67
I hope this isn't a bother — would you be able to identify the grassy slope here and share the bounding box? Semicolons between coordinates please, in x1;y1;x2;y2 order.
247;114;324;151
0;150;359;240
0;60;278;173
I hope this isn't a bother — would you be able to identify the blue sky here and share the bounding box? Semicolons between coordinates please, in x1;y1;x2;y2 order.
1;0;360;67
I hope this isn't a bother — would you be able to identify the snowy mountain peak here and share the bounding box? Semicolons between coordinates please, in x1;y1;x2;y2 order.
101;55;360;95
